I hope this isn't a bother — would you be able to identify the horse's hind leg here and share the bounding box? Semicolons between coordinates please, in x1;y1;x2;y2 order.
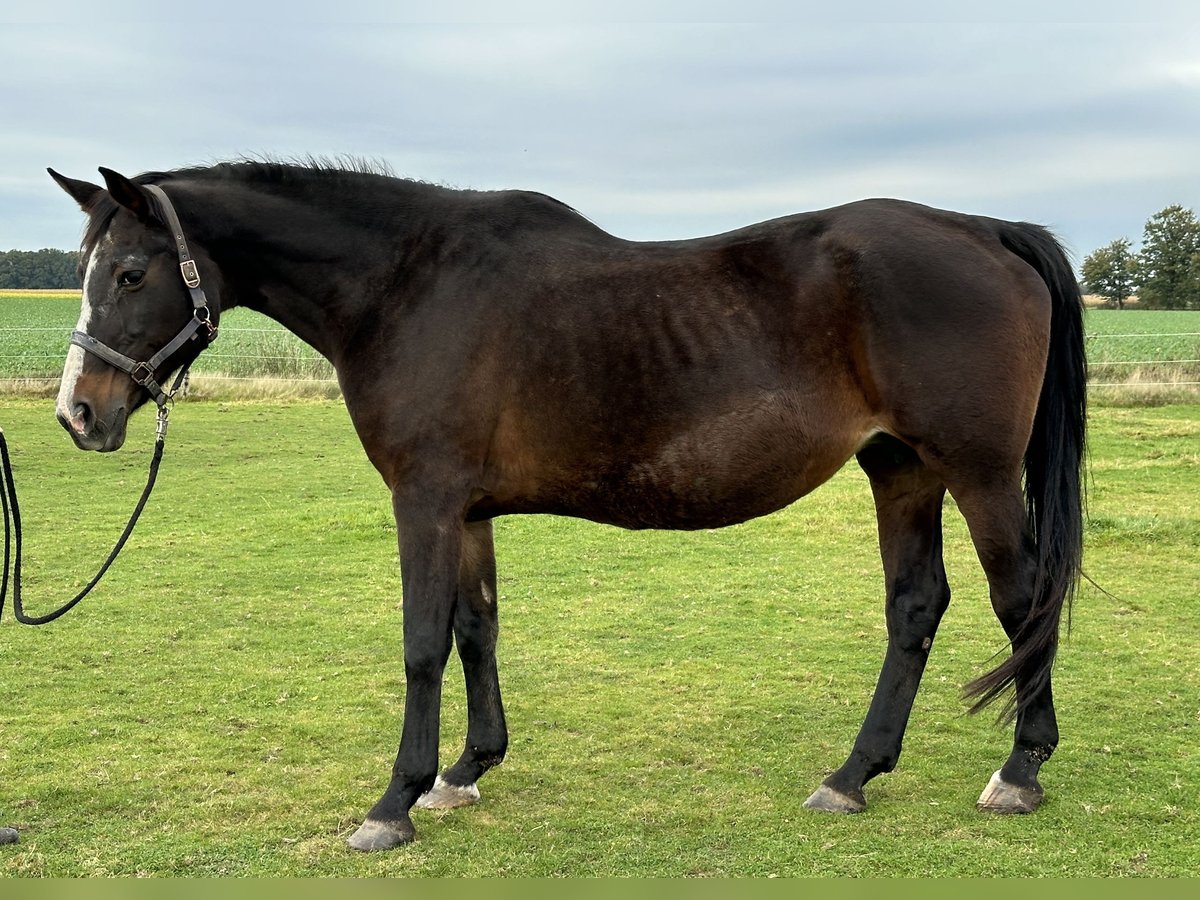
951;487;1058;813
415;519;508;810
806;436;950;813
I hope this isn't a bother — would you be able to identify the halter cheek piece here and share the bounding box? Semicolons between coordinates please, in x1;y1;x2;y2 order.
69;183;218;410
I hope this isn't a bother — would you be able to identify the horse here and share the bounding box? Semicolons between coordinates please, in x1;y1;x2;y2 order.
47;160;1086;851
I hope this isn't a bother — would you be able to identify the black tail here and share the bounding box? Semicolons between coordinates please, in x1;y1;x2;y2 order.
965;222;1088;719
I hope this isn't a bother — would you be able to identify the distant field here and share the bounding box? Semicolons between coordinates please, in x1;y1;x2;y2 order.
0;290;335;398
1085;309;1200;404
2;291;1198;402
1085;309;1200;368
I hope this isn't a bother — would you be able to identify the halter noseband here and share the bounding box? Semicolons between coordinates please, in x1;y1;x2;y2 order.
69;183;218;408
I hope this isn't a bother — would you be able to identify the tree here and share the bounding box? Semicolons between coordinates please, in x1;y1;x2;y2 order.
1136;204;1200;310
1081;238;1137;309
0;248;80;289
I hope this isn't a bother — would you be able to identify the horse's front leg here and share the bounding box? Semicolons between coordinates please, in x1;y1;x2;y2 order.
415;519;508;810
348;490;463;852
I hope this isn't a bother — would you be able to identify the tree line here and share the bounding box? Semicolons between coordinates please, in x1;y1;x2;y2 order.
0;248;80;289
1082;205;1200;309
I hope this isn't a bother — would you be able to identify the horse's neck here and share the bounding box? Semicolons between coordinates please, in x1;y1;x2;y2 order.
205;184;414;365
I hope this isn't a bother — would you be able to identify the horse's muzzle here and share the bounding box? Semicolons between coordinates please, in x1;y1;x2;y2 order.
57;402;128;452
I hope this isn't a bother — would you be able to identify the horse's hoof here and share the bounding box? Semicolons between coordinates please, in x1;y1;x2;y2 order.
0;827;18;845
976;770;1043;814
346;817;415;851
414;775;481;810
803;784;866;814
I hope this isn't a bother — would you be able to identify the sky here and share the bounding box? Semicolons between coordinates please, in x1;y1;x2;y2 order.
3;5;1199;270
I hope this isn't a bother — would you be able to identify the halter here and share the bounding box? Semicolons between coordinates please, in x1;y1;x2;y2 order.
69;183;218;410
0;183;219;626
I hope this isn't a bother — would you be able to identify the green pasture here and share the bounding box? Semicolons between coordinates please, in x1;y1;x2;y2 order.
0;399;1196;877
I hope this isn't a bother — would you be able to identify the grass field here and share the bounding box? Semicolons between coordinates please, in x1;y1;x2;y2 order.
0;399;1196;877
2;290;1199;403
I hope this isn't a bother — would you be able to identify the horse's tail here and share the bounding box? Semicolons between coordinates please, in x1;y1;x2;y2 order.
965;221;1088;720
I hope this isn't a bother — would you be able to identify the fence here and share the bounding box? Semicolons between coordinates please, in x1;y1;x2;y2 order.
3;326;1200;400
1084;333;1200;382
1084;330;1200;403
1;324;339;398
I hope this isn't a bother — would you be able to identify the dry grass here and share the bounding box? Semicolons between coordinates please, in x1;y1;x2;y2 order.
183;375;342;401
0;377;58;399
1089;366;1200;407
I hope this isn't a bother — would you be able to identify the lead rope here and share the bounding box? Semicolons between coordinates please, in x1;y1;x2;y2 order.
0;365;189;626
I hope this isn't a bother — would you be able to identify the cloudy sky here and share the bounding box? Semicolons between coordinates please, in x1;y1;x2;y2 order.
3;5;1198;269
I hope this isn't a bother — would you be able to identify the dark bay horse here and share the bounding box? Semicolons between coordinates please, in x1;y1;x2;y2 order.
48;161;1085;851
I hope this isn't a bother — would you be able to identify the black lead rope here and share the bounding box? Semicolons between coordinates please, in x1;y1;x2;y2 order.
0;382;182;626
0;183;211;848
0;417;164;625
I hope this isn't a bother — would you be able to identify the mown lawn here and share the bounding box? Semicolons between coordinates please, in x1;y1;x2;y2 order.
0;400;1197;877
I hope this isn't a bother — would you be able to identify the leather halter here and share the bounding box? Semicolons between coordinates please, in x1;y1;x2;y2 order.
69;183;218;407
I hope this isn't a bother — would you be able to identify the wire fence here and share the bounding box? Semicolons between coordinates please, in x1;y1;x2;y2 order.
3;327;1200;397
1083;331;1200;391
0;323;340;395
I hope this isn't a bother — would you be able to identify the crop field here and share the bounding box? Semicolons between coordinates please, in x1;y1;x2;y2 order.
1085;309;1200;404
0;291;335;398
0;398;1197;877
2;291;1199;403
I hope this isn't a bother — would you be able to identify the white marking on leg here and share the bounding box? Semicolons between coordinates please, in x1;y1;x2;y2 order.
414;774;481;809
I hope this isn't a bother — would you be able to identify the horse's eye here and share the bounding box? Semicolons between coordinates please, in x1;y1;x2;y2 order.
119;270;146;288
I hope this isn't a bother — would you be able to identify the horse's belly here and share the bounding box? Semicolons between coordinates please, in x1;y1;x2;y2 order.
571;467;818;530
474;385;875;528
481;425;862;530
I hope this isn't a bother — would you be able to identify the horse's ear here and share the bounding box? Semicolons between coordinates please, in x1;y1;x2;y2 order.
98;167;156;223
48;168;104;211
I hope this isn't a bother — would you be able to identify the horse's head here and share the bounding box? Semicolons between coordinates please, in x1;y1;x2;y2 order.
49;167;219;451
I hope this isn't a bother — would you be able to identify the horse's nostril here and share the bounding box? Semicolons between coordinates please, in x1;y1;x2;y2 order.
68;401;93;435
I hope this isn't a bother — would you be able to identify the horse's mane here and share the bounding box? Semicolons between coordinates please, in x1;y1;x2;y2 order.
77;156;587;269
161;155;401;187
78;157;416;266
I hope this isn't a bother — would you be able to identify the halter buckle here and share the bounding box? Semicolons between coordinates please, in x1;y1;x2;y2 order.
130;362;155;386
180;259;201;288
